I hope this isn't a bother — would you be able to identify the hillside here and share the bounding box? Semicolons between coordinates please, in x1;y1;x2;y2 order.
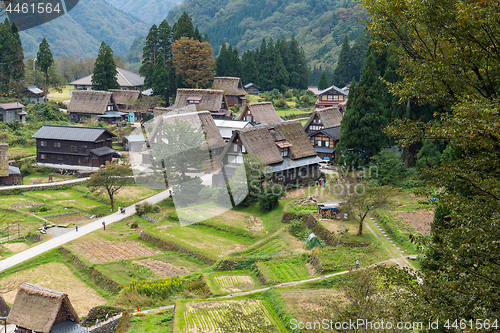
19;0;149;58
166;0;366;69
106;0;183;25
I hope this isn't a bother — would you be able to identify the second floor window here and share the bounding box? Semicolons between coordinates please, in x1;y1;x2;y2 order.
40;141;47;147
280;147;289;157
70;145;78;153
54;142;61;148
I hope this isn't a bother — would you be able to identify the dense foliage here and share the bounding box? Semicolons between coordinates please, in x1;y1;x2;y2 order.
92;41;120;91
0;19;24;94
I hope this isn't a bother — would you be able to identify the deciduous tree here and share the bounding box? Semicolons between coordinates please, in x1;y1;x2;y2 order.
87;162;133;211
172;37;215;89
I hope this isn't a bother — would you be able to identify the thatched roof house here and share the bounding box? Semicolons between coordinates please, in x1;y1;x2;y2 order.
215;121;322;186
68;91;126;123
108;89;142;110
0;295;9;317
212;77;247;107
304;107;343;133
236;102;282;125
7;283;87;333
173;89;230;119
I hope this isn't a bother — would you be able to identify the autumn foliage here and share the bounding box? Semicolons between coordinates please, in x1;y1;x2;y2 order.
172;37;215;89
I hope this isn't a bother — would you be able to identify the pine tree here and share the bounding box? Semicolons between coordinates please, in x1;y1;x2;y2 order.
216;42;229;76
336;48;388;168
349;32;370;82
241;50;258;85
231;46;242;78
318;71;329;90
140;24;159;88
173;12;195;40
0;20;24;94
36;37;53;100
92;41;119;91
332;34;351;87
158;20;173;63
289;36;309;90
273;49;289;92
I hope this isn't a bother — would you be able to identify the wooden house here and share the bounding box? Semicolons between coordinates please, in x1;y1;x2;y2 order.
172;89;231;119
68;90;127;123
108;89;142;122
22;86;44;103
0;102;27;123
215;121;322;186
244;83;260;95
315;85;348;110
32;125;116;168
236;102;282;125
142;110;226;166
212;77;247;107
69;67;145;91
304;107;343;162
7;282;88;333
0;143;21;186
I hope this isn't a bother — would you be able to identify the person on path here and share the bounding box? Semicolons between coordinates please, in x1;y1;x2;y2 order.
323;178;326;187
75;222;78;232
102;221;106;230
355;259;359;269
319;178;322;186
118;206;121;213
316;180;319;186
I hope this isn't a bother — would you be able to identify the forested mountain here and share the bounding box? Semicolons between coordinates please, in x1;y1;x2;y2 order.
19;0;149;58
105;0;182;25
166;0;366;70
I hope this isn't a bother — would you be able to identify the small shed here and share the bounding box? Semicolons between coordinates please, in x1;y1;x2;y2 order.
22;86;44;103
317;202;342;219
125;135;147;152
7;282;89;333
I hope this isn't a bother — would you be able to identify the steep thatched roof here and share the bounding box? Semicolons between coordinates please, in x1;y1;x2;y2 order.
173;89;227;113
0;143;8;177
212;77;247;96
108;89;142;105
147;110;225;151
0;296;10;317
223;121;316;165
68;90;116;115
304;107;343;129
7;283;79;333
236;102;282;125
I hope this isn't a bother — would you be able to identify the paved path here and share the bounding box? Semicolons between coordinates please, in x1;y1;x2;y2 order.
0;188;172;273
0;177;89;191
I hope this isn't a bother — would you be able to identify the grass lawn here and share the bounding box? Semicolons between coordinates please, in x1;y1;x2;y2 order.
22;169;77;185
7;145;36;159
128;310;174;333
275;109;310;117
48;84;72;102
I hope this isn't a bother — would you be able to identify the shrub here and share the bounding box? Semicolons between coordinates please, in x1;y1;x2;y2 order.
274;98;287;109
130;222;139;228
135;202;156;216
284;91;293;98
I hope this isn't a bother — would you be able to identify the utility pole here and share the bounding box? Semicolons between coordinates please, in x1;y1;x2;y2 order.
33;57;37;84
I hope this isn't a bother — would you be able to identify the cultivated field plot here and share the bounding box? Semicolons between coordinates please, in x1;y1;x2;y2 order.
207;272;259;293
135;259;188;277
175;300;282;333
394;210;433;235
256;258;310;283
69;238;162;263
243;238;288;256
1;262;106;316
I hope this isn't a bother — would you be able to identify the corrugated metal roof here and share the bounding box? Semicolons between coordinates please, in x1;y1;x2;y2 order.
32;125;115;142
0;102;25;110
125;135;147;142
27;86;44;94
8;166;20;175
51;320;89;333
315;147;335;154
69;68;144;87
270;156;323;173
90;147;115;156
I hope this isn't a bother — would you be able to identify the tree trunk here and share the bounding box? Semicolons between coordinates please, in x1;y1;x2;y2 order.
107;187;114;211
358;212;368;236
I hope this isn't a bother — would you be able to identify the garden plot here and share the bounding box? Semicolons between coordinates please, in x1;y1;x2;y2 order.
256;258;310;283
135;259;188;277
394;210;433;235
207;272;259;293
175;300;281;333
243;238;288;256
69;239;162;263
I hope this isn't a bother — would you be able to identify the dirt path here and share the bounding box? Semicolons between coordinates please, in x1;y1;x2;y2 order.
0;177;89;191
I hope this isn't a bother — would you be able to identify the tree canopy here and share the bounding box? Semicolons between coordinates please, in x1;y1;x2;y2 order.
92;41;119;91
0;19;24;95
172;37;215;89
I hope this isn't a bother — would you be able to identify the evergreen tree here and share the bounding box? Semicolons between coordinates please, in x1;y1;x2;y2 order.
158;20;173;63
173;12;195;40
349;32;370;82
273;49;289;92
36;38;53;100
140;24;159;88
0;20;24;94
336;48;388;168
92;41;119;91
194;27;202;42
241;50;258;85
289;35;309;89
317;71;329;90
230;46;242;78
332;34;351;87
215;42;229;76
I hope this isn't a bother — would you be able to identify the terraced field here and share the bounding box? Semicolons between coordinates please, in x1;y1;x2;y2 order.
256;258;310;283
69;239;162;263
243;238;288;256
175;300;282;333
135;259;188;277
207;272;259;293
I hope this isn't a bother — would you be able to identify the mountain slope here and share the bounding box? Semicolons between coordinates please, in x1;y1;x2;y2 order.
166;0;366;69
19;0;149;58
106;0;183;25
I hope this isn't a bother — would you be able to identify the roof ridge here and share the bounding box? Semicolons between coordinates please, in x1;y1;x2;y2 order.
117;68;132;86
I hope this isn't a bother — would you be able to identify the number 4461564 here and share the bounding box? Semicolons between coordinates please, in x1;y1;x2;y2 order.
444;319;498;330
5;2;62;14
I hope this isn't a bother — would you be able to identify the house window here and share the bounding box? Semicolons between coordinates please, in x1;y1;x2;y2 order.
242;145;246;153
54;142;61;148
233;144;238;152
70;145;78;152
333;95;339;100
41;141;47;147
327;95;334;100
108;105;113;110
315;140;322;147
324;140;330;147
246;115;252;122
40;154;46;160
280;147;289;157
82;145;88;148
58;155;64;161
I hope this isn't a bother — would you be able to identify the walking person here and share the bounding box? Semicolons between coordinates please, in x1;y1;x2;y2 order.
355;259;359;270
316;179;319;186
102;221;106;231
75;222;78;232
118;206;121;214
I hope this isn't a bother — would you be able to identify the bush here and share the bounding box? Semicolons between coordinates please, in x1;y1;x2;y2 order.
135;202;158;216
258;184;284;210
274;98;287;109
130;222;139;228
284;91;293;98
